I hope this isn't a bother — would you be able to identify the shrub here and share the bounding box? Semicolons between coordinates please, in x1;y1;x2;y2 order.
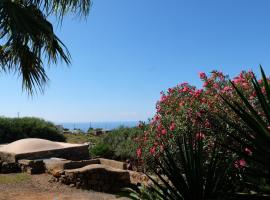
0;117;65;143
218;66;270;195
131;67;270;199
123;127;239;200
135;70;258;162
89;126;141;160
90;143;113;158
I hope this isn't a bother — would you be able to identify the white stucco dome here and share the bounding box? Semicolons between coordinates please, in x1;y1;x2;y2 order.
0;138;80;154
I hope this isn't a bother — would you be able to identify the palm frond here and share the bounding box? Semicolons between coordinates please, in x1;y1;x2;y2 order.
0;0;75;94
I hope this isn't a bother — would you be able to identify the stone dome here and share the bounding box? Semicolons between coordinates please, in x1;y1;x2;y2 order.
0;138;79;154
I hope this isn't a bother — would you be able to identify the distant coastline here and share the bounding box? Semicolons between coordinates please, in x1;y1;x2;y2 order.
56;121;139;132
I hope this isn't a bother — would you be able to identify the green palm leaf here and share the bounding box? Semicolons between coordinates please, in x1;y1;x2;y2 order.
0;0;91;94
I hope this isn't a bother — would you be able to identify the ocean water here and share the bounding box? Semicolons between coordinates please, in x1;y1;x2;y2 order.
57;121;139;132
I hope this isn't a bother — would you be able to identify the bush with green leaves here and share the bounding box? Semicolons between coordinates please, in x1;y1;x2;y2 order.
217;66;270;195
125;66;270;199
0;117;65;143
89;126;141;160
123;124;242;200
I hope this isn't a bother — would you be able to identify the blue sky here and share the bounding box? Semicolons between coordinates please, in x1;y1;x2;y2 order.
1;0;270;122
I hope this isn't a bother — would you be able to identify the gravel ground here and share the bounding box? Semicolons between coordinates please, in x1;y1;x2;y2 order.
0;173;129;200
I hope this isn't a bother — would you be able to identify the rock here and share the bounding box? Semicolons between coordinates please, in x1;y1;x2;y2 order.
56;163;136;192
99;158;127;170
18;159;45;174
1;162;21;173
129;171;150;186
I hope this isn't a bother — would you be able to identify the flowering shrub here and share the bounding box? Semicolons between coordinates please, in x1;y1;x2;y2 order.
135;70;266;166
126;67;270;199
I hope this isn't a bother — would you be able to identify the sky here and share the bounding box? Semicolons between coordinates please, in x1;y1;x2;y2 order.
1;0;270;123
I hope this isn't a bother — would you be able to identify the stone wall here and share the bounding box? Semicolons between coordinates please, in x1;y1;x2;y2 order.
52;164;133;192
0;145;89;163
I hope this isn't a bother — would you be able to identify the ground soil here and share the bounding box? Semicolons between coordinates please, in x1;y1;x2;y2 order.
0;173;128;200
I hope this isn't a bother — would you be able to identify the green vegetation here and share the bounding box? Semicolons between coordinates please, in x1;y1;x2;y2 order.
64;132;100;144
0;117;65;143
89;126;140;160
0;173;30;184
122;67;270;199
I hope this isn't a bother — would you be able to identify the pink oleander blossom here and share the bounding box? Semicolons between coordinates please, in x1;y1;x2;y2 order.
199;72;207;79
244;147;252;156
136;148;142;158
234;159;246;169
161;129;167;135
196;132;205;140
169;122;176;131
150;146;156;155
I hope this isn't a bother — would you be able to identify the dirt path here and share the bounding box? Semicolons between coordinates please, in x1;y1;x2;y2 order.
0;173;128;200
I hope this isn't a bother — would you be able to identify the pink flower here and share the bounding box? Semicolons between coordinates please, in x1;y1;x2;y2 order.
161;129;167;135
223;86;231;92
160;95;167;102
196;132;205;140
234;159;246;169
169;122;176;131
204;120;211;128
180;82;188;86
150;146;156;155
203;81;209;88
199;72;207;79
136;148;142;158
157;124;162;131
153;115;160;122
194;89;203;98
213;83;219;89
182;87;189;92
244;148;252;156
168;88;174;93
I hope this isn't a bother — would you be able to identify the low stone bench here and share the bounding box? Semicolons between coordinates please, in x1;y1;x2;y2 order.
56;164;132;192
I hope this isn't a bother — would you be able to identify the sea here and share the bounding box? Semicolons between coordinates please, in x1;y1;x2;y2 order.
56;121;139;132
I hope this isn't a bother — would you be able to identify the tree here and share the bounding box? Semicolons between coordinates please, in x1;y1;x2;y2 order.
0;0;91;94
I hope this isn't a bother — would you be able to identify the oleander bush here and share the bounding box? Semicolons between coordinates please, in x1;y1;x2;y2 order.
0;117;65;143
135;70;257;161
128;67;270;199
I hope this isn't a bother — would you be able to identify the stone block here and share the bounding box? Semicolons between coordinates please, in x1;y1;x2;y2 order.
99;158;127;170
18;159;45;174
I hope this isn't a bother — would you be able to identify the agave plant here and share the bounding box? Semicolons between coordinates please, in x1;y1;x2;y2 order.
221;66;270;171
121;126;237;200
219;66;270;197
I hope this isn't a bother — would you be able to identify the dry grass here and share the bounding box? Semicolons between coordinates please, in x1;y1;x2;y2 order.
0;173;30;184
64;133;101;144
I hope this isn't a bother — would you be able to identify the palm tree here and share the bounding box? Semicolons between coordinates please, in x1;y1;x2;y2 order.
0;0;91;94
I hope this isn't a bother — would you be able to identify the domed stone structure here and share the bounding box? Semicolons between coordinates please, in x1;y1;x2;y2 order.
0;138;89;162
0;138;81;154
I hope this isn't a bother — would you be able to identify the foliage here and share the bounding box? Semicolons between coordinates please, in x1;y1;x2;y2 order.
64;132;100;144
119;185;164;200
135;70;257;162
90;143;113;158
89;126;141;160
125;126;238;200
0;0;91;93
0;117;65;143
219;66;270;194
131;67;270;199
